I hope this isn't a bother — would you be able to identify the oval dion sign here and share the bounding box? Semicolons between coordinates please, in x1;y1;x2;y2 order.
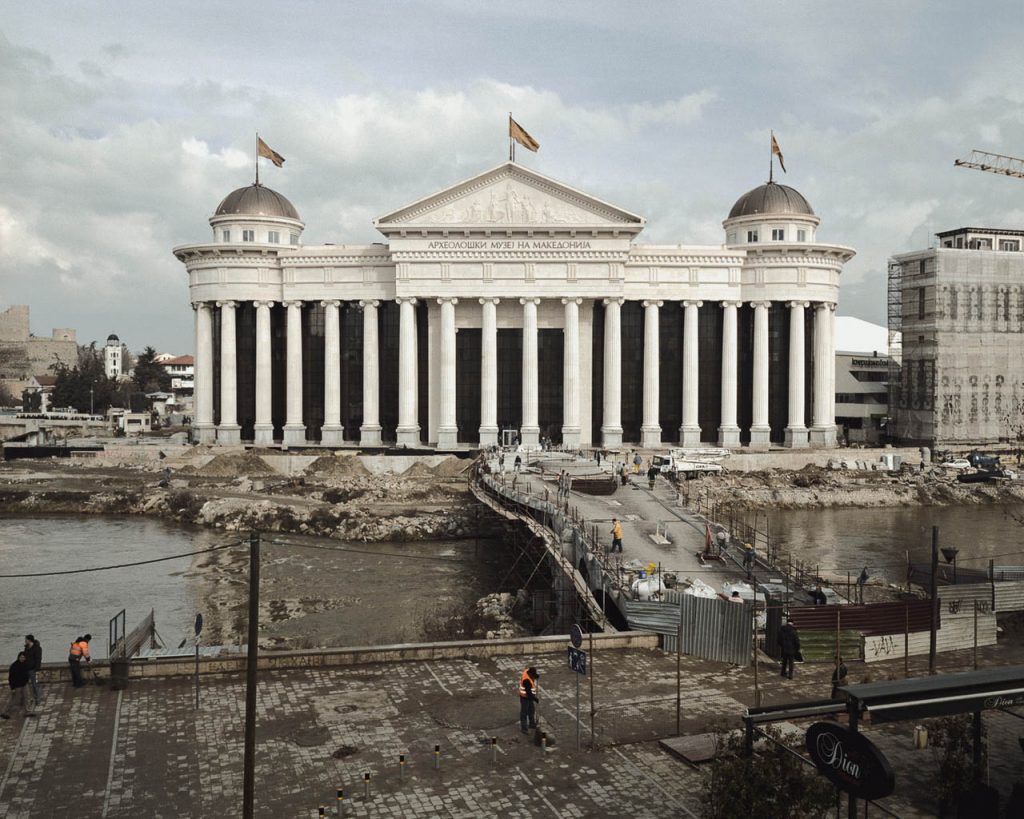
805;722;895;800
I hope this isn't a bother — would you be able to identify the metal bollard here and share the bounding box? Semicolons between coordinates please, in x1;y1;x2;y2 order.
541;732;548;753
336;788;344;818
399;753;405;782
434;744;441;770
491;736;498;764
363;772;370;800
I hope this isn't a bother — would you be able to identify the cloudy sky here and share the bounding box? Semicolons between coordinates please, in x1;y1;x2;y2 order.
3;1;1024;354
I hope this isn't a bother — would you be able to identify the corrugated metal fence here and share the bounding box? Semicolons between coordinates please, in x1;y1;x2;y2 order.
623;592;751;666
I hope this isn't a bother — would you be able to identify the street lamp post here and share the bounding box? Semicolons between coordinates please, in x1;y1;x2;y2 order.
941;546;960;585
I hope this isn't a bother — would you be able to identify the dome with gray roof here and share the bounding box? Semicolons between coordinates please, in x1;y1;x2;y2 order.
728;182;814;219
215;184;300;220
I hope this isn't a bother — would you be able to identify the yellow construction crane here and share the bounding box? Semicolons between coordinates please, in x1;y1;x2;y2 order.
954;149;1024;178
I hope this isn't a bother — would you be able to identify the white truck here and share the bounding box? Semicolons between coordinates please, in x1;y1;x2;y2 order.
651;452;724;480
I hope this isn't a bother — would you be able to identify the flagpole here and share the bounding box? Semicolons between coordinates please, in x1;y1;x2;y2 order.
769;130;773;184
509;112;514;163
255;131;260;186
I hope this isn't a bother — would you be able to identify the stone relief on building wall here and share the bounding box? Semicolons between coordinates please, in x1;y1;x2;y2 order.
416;180;615;226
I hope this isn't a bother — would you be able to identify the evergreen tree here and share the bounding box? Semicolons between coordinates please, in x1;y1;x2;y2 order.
132;346;171;392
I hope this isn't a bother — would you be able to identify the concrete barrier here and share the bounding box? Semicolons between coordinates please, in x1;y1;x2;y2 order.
35;631;658;681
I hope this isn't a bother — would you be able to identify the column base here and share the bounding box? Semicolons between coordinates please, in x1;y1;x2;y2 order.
359;424;382;447
437;428;458;450
718;425;741;448
809;426;838;448
748;426;771;450
194;424;216;445
561;426;581;449
601;426;623;448
216;424;241;446
396;426;420;447
640;425;662;448
253;424;275;446
320;425;345;446
282;424;307;447
679;425;702;447
478;425;499;447
785;426;809;449
520;426;540;447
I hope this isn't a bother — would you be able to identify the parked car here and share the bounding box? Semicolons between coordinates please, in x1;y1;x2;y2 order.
940;459;972;471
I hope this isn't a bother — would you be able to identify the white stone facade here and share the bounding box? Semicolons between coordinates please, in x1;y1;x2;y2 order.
174;161;854;448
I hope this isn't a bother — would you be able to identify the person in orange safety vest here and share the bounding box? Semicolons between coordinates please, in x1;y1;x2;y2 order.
518;667;539;733
68;634;91;688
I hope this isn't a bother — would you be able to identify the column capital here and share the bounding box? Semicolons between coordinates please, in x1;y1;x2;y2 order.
825;301;837;312
720;300;742;309
283;299;304;309
749;300;772;309
642;300;663;308
519;297;541;306
479;297;500;306
682;300;703;308
437;297;459;306
602;297;624;307
253;299;275;309
320;299;341;308
191;301;211;311
561;297;583;306
215;300;237;309
787;300;810;309
358;299;380;309
395;296;418;306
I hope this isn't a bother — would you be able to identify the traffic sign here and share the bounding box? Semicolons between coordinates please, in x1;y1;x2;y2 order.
569;624;583;648
568;646;587;675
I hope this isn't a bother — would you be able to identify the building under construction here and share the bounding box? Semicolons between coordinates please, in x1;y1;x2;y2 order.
888;227;1024;447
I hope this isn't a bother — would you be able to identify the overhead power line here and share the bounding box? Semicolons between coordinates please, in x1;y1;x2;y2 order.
0;540;245;578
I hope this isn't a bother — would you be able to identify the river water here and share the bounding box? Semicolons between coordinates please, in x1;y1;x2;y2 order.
0;516;503;660
766;503;1024;584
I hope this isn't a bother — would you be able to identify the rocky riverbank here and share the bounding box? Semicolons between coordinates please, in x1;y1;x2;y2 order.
696;464;1024;511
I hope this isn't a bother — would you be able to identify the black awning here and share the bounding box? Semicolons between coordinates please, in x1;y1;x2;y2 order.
837;664;1024;722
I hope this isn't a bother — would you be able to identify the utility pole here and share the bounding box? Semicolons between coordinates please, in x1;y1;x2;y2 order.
242;532;261;819
929;526;939;675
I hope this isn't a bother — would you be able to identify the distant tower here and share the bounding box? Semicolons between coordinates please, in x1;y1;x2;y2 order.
104;334;122;379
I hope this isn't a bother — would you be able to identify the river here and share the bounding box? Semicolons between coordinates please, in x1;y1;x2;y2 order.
0;516;504;660
766;503;1024;585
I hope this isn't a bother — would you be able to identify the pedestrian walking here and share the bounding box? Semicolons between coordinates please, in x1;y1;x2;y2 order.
610;518;624;553
68;634;91;688
633;451;642;474
498;452;505;472
518;667;540;733
777;619;800;680
809;584;828;605
24;635;42;705
514;454;522;473
595;450;602;468
646;463;658;489
742;542;755;573
1;652;37;719
620;462;629;486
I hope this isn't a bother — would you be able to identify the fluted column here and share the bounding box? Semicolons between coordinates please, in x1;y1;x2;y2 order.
680;300;702;446
216;301;241;445
253;301;274;445
321;300;344;445
193;302;216;444
561;298;582;448
359;300;382;446
718;300;741;448
478;298;499;446
828;303;837;446
520;298;540;447
437;298;459;449
282;300;306;446
396;297;420;446
601;297;623;447
749;301;771;449
641;300;662;448
785;300;809;448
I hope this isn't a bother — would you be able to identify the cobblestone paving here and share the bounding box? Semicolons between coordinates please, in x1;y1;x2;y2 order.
0;643;1020;815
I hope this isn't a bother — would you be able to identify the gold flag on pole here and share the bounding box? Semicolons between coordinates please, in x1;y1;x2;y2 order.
509;116;540;153
771;133;786;173
258;137;286;168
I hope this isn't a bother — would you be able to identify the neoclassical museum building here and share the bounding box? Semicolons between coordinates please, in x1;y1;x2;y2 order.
173;161;854;449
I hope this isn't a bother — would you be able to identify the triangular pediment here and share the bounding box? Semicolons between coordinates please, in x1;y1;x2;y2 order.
375;162;645;234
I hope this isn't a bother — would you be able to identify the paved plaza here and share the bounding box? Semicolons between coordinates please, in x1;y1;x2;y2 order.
0;642;1021;817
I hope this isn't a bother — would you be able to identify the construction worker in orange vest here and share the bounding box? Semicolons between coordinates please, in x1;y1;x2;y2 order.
68;634;91;688
518;667;539;733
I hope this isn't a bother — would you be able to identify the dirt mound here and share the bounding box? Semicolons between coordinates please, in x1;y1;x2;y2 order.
304;455;371;478
433;456;471;478
196;453;279;478
402;461;436;478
